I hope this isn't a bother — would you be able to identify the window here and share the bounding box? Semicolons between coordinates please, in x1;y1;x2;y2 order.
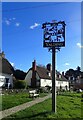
48;73;51;76
59;75;61;78
47;72;51;77
58;81;63;84
58;81;60;84
44;79;46;82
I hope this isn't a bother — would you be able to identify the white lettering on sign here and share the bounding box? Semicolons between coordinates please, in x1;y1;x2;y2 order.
44;42;65;47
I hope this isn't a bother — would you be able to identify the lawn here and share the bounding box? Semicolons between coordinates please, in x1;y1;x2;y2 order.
0;91;48;111
2;92;82;120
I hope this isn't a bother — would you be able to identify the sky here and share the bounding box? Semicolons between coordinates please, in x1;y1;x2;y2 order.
1;2;82;73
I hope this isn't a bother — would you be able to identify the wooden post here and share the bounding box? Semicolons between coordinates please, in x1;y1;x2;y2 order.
52;47;56;113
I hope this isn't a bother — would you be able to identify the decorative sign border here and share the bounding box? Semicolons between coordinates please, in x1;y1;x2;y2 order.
42;21;66;48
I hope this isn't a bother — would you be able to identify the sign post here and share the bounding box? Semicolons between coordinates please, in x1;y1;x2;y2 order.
52;46;56;112
42;20;66;113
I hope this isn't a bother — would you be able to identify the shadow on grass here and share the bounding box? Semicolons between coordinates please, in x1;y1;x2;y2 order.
59;93;81;98
2;111;51;120
2;111;82;120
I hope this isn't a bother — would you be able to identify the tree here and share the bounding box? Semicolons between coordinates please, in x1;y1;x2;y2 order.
65;69;75;78
13;69;27;80
76;66;81;72
75;66;81;77
65;66;81;79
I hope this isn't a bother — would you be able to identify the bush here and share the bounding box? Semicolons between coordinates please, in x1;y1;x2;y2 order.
45;85;51;91
38;87;49;93
14;80;26;89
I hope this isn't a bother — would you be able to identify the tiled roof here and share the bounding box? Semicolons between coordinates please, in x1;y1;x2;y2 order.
36;66;51;80
29;66;68;81
56;70;68;81
0;57;14;74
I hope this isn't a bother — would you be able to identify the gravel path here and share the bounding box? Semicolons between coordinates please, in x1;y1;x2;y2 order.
0;94;52;119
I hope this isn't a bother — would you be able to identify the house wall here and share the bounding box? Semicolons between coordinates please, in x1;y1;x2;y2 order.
56;80;69;90
35;72;40;87
40;79;69;89
25;70;40;87
25;70;69;89
40;79;52;87
0;75;5;87
25;70;32;86
0;73;13;88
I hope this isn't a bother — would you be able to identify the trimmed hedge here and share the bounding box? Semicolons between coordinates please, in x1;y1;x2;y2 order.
14;80;26;89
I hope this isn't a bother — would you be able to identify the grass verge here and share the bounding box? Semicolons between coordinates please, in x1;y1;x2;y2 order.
2;92;82;119
0;92;48;111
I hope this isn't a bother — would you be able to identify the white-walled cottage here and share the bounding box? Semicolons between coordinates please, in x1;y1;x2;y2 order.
0;52;14;88
25;60;69;90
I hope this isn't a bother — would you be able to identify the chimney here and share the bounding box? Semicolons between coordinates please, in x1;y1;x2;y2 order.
47;63;52;72
31;60;36;88
32;60;36;71
0;51;5;58
62;71;64;76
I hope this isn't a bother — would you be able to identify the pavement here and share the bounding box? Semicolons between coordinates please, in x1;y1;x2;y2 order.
0;94;52;119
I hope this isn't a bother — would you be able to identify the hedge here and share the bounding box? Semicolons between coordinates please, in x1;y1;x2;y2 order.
14;80;26;89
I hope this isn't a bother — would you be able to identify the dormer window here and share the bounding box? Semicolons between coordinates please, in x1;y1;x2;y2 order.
73;77;75;80
48;73;51;77
47;72;51;77
59;75;61;78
